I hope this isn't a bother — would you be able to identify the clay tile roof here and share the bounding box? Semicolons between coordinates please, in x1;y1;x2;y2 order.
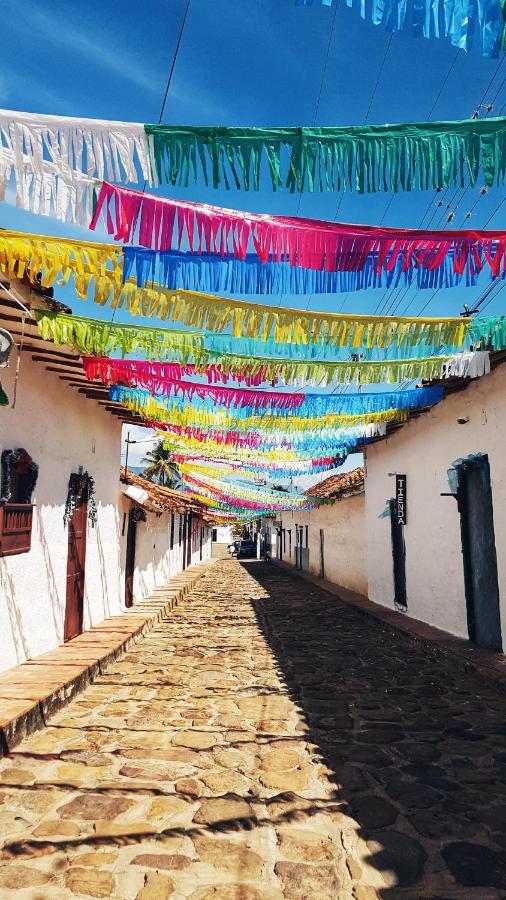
305;467;365;500
120;466;208;517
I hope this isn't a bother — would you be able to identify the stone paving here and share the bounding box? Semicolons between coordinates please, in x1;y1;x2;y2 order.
0;560;505;899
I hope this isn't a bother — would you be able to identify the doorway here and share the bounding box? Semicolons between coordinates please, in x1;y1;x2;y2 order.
64;492;88;641
319;528;325;579
186;514;193;568
389;498;407;608
456;455;502;651
125;507;146;608
182;514;187;570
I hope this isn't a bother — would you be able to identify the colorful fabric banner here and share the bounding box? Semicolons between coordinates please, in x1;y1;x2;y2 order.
296;0;506;58
0;230;122;300
170;423;385;451
83;353;450;389
91;184;506;287
159;420;386;451
0;109;151;221
470;314;506;350
110;383;443;419
0;228;488;316
1;110;504;222
153;405;409;433
145;118;506;192
34;310;205;361
122;246;485;294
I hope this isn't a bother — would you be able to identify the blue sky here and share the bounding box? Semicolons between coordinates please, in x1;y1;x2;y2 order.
0;0;504;471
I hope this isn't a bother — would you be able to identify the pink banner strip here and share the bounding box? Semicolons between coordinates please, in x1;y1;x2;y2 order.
90;181;506;277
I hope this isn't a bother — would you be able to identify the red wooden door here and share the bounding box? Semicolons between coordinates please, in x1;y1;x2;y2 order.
64;497;88;642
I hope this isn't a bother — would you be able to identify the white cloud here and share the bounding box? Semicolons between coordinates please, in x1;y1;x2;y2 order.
3;0;160;96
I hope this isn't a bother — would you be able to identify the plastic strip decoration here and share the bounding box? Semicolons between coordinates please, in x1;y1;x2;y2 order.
0;110;504;220
0;229;492;309
158;420;387;450
90;185;506;290
152;405;410;433
122;246;488;295
83;354;450;389
295;0;506;58
109;383;444;419
0;109;152;221
34;310;206;361
0;230;476;346
144;118;506;192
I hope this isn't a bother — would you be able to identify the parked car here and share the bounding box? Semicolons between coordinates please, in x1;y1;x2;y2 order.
236;539;257;559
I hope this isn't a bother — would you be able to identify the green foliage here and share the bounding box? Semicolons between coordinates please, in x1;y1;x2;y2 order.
141;440;180;488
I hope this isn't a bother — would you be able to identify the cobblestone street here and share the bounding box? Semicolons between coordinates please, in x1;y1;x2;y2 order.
0;559;505;899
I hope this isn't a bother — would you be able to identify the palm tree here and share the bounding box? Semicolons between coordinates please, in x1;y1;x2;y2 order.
141;440;180;488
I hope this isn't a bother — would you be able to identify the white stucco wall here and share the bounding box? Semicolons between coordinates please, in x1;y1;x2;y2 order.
0;355;124;672
365;363;506;645
280;493;368;596
127;505;211;602
212;525;233;544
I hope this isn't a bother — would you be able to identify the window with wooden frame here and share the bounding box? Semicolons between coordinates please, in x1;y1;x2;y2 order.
0;448;38;557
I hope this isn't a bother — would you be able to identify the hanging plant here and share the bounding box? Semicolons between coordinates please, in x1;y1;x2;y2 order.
64;467;97;527
0;448;39;503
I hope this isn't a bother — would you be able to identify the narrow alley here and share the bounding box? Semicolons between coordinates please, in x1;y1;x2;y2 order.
0;559;505;899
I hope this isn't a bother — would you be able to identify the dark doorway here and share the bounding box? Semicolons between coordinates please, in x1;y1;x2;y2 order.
181;514;187;570
199;523;203;561
319;528;325;579
125;507;145;608
389;498;407;607
186;514;193;568
457;455;502;651
64;493;88;641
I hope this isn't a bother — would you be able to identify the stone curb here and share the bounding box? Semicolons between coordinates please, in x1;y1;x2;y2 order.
272;559;506;689
0;560;214;756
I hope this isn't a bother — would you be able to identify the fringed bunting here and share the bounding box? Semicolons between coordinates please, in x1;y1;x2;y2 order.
470;314;506;350
296;0;505;57
83;353;450;389
144;117;506;192
159;421;386;451
0;148;97;224
34;310;205;361
91;183;506;284
0;109;152;221
109;383;443;419
0;230;122;300
106;285;471;349
153;405;409;433
122;247;484;294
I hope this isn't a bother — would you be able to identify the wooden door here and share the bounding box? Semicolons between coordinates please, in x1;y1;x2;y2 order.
125;511;138;608
457;456;502;650
64;497;88;641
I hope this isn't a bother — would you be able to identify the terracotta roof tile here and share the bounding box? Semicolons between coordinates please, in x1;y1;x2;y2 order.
120;467;211;518
305;467;365;500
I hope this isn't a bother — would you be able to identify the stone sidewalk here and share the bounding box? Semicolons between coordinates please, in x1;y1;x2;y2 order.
0;560;505;898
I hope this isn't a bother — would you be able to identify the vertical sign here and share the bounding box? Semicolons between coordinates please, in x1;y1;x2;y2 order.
396;474;407;526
